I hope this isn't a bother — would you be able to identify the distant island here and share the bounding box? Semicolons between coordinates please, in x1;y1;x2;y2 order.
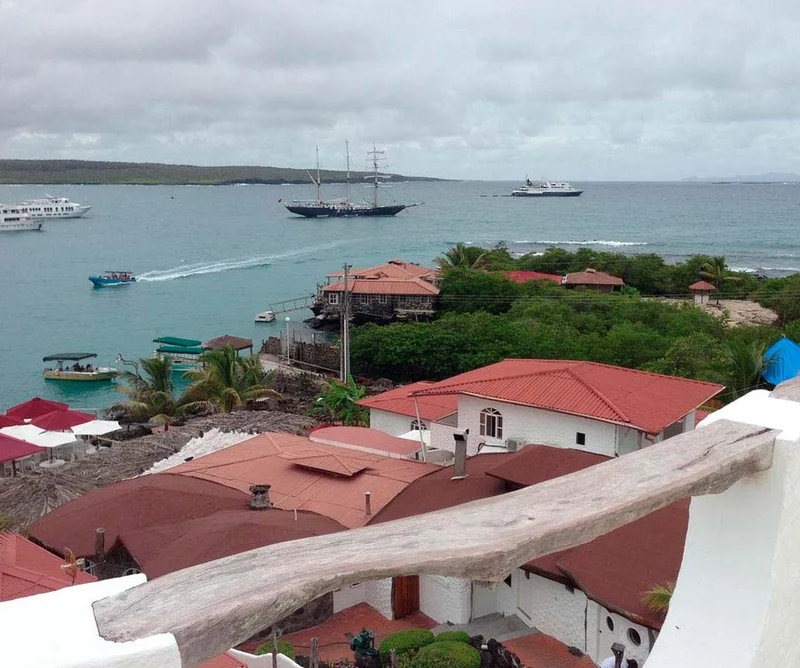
0;159;444;186
683;172;800;183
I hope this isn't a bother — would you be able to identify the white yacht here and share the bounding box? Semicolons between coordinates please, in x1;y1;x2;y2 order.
15;194;91;218
0;206;43;231
512;179;583;197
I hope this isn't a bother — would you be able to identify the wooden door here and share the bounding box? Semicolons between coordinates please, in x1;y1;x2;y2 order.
392;575;420;619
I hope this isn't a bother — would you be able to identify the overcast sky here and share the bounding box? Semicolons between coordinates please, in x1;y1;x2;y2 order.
2;0;799;180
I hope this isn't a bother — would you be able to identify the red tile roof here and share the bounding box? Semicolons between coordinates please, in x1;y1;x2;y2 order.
486;445;608;487
119;509;344;578
368;453;511;524
6;397;69;420
169;432;439;528
502;270;563;285
412;359;724;434
323;260;440;296
310;426;423;457
0;532;96;602
563;268;624;286
199;653;247;668
525;500;689;630
357;381;458;422
503;633;596;668
29;474;250;557
689;280;717;292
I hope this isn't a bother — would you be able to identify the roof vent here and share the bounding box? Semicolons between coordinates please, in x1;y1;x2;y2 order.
249;484;273;510
586;268;596;273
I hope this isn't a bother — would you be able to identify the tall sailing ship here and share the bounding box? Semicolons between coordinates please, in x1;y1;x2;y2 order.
284;144;416;218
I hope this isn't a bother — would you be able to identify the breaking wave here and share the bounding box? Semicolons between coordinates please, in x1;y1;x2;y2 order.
137;240;347;282
512;239;648;247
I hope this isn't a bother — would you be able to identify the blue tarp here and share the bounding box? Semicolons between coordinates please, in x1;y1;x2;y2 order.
762;337;800;385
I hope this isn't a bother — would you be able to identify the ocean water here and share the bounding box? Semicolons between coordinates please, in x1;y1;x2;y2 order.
1;180;798;411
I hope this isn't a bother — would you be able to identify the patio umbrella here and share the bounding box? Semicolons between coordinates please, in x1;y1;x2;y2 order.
0;433;46;475
71;420;121;437
0;424;46;442
32;410;95;432
6;397;69;421
26;431;78;448
0;415;23;428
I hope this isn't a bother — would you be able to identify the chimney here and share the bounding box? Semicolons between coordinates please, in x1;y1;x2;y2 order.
365;491;372;516
249;484;273;510
452;430;468;480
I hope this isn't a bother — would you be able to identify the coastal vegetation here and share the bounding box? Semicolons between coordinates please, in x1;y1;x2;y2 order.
350;245;799;402
309;375;369;426
0;159;440;186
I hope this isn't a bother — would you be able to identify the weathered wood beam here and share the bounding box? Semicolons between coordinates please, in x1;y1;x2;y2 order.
770;376;800;401
94;419;774;667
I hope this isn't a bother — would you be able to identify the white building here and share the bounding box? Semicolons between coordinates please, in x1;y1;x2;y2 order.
358;380;459;436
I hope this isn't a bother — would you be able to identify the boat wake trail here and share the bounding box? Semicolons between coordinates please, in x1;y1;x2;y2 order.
513;239;648;247
137;241;347;282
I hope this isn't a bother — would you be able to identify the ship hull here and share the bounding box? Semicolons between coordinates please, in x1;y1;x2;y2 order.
89;276;136;287
285;204;407;218
512;190;583;197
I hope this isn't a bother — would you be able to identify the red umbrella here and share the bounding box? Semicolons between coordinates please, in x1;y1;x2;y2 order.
0;415;24;428
0;433;45;464
32;409;95;432
6;397;69;421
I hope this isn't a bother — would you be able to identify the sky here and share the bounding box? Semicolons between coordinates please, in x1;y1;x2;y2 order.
2;0;800;181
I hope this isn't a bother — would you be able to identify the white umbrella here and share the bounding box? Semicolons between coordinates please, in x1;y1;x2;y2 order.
0;424;45;441
398;429;431;446
71;420;121;436
27;431;77;448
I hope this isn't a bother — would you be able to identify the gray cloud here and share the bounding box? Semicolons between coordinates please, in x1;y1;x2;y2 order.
2;0;800;179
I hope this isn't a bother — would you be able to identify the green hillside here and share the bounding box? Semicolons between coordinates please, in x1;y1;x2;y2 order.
0;159;443;185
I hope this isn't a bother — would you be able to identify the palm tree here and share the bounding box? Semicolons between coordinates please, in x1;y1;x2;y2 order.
709;339;775;400
435;243;488;272
699;256;741;289
182;345;280;413
309;374;368;425
112;356;179;422
642;582;675;614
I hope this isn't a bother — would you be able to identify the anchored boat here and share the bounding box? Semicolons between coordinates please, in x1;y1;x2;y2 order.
43;353;118;381
153;336;204;372
255;310;275;323
512;178;583;197
1;207;43;232
89;271;136;287
16;194;91;219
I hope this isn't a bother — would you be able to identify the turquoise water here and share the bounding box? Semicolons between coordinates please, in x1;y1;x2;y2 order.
1;180;798;411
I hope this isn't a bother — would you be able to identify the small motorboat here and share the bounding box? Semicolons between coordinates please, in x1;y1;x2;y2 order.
255;310;276;323
89;271;136;287
43;353;118;381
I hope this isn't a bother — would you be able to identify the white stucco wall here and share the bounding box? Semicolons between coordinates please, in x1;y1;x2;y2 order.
646;390;800;668
458;396;620;457
369;409;424;436
430;422;461;454
615;425;641;456
471;582;500;620
419;575;471;624
366;578;394;620
333;582;368;613
586;600;652;665
229;649;305;668
516;571;588;651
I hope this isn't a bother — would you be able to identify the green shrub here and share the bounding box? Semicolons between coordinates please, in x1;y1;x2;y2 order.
379;629;436;663
417;642;480;668
254;639;296;660
397;652;460;668
434;631;471;645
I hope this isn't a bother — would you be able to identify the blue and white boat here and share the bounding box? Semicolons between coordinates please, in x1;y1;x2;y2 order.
89;271;136;287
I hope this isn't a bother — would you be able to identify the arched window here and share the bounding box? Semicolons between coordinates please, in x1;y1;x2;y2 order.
410;419;427;431
479;408;503;439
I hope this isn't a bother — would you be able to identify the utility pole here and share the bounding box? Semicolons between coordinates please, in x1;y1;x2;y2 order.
341;263;351;381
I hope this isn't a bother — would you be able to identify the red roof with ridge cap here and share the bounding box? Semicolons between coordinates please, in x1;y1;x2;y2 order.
502;270;563;285
323;260;439;296
412;359;724;434
357;381;458;422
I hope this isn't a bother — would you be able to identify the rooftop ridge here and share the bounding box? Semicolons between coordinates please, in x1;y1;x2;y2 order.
554;366;631;424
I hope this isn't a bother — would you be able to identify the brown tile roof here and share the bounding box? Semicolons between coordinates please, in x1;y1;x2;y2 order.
563;268;624;286
486;445;609;487
310;426;423;457
689;280;717;292
503;633;596;668
202;334;254;351
119;509;345;578
412;359;724;434
169;432;439;528
368;453;511;524
28;474;250;557
1;532;96;602
357;381;458;421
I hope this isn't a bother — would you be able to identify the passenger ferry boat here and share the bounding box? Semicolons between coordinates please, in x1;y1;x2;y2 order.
0;206;43;231
511;179;583;197
43;353;118;381
16;195;91;218
153;336;205;372
89;271;136;287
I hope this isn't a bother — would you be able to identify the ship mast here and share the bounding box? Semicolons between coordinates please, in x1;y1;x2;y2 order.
345;140;351;206
366;144;388;208
315;146;322;204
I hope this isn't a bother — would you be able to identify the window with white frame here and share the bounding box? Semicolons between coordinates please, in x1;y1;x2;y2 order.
479;408;503;439
410;419;427;431
377;293;389;304
328;292;340;305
